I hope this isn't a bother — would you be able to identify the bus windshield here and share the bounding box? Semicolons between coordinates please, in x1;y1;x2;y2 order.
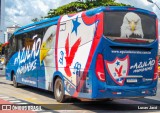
104;11;156;43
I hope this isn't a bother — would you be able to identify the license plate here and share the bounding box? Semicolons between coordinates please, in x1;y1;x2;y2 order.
126;78;137;83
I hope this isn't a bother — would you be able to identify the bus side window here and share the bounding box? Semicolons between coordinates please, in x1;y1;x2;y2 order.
5;35;17;64
24;32;34;50
16;34;23;51
8;35;17;56
35;28;44;50
17;32;35;51
17;38;23;50
41;26;56;49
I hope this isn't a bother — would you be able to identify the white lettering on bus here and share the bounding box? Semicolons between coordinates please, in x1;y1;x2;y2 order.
14;35;41;65
17;60;37;75
14;34;41;75
130;58;155;73
22;78;36;85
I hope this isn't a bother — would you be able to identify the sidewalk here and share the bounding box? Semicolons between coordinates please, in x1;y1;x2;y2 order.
0;98;35;113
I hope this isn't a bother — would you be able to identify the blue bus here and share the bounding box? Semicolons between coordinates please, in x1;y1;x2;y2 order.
6;6;158;102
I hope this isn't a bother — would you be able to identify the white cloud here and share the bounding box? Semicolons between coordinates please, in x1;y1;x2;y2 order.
5;0;160;36
5;0;76;27
116;0;153;10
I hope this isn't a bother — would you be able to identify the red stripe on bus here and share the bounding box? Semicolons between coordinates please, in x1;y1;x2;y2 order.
55;16;62;71
73;12;103;97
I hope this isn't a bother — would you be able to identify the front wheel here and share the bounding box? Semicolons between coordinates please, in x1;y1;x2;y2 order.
54;77;66;103
13;74;19;88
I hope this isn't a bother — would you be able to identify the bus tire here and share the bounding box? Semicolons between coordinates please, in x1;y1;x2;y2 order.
13;74;19;88
54;77;66;103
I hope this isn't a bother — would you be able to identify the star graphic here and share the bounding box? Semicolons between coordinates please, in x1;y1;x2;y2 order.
72;16;81;35
116;61;120;66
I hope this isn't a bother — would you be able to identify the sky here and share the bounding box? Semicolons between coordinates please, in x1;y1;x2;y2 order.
4;0;160;35
5;0;76;27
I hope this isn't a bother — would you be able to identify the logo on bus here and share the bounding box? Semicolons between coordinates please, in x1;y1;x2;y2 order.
105;55;129;86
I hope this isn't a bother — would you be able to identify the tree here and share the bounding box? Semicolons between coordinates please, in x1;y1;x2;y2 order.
46;1;88;18
45;0;128;18
32;18;39;22
33;0;128;20
31;16;45;23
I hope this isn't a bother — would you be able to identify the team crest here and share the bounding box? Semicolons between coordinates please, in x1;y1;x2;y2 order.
105;55;129;86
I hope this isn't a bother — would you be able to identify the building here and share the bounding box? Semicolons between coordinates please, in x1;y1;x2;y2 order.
4;25;20;43
0;0;5;43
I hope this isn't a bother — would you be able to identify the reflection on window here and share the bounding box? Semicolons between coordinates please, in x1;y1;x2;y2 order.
18;38;23;50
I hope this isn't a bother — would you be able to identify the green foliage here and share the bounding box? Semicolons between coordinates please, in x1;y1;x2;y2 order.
32;18;39;22
45;0;128;18
46;2;88;18
32;17;45;23
33;0;129;20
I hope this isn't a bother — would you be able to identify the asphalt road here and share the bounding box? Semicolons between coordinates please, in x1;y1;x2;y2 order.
0;75;160;112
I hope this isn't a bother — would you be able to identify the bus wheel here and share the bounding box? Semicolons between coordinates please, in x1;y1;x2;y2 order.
13;74;18;88
54;77;66;103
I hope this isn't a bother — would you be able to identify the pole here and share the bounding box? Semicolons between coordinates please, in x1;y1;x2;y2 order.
147;0;160;10
154;2;160;10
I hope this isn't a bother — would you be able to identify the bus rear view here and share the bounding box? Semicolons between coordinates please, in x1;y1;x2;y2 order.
92;7;158;99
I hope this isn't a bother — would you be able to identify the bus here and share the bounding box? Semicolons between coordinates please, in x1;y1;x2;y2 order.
6;6;158;102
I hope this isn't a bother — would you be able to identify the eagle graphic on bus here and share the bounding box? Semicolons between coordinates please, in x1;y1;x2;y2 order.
5;6;158;103
120;12;144;38
40;25;57;90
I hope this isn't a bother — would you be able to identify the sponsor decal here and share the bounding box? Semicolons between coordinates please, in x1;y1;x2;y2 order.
22;78;36;85
130;58;155;73
105;55;129;86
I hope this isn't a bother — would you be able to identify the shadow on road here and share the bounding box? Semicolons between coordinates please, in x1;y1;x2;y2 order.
10;84;160;111
1;76;160;111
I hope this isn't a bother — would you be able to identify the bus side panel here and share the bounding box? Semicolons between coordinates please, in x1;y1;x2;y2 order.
6;25;60;90
55;11;103;98
6;64;12;81
6;50;39;88
6;54;18;81
56;13;94;98
37;25;57;91
37;65;46;89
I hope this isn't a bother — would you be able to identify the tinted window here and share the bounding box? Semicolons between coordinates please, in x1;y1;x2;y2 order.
16;28;47;51
104;12;156;40
6;25;55;64
8;36;17;56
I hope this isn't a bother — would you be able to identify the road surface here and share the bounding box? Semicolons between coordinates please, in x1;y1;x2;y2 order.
0;75;160;112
